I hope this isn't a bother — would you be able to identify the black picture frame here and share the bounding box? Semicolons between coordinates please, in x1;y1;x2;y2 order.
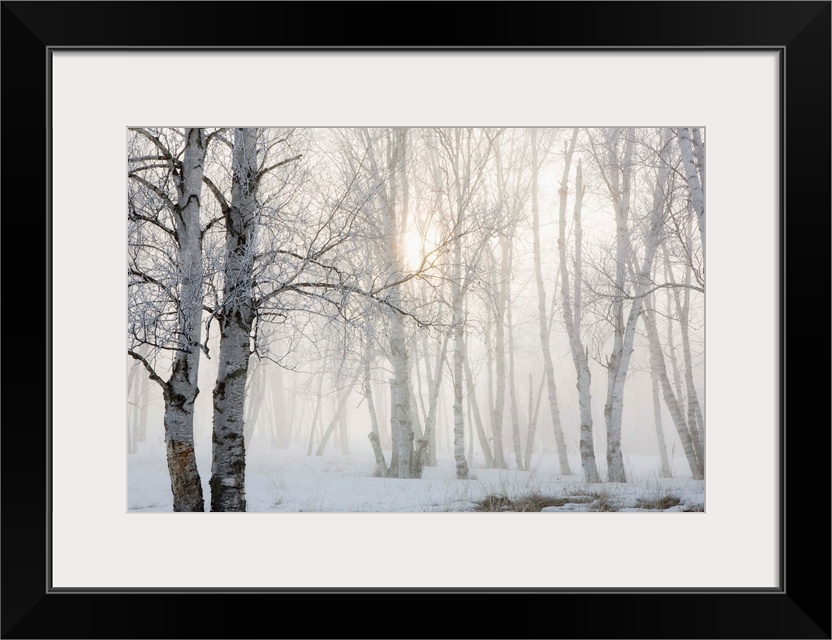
2;2;829;638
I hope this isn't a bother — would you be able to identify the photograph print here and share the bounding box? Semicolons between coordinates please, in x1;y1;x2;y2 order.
127;127;705;513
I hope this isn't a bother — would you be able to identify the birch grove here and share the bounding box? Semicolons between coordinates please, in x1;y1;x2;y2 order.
128;127;705;511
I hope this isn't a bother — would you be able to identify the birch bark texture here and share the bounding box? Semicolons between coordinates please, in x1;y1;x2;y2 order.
676;127;705;252
128;127;207;512
211;127;259;512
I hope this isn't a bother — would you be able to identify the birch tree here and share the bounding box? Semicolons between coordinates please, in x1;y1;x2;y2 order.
358;128;421;477
128;127;208;511
675;127;705;252
209;127;259;511
530;128;572;476
557;129;601;483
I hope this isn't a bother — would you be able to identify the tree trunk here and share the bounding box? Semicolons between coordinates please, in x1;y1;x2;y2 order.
452;311;470;479
160;127;207;512
504;240;523;470
490;244;508;469
287;375;297;447
663;252;687;404
524;373;546;472
128;364;140;455
679;250;705;466
691;127;705;194
306;373;325;456
649;327;672;478
530;129;572;475
388;380;400;476
364;338;388;477
338;408;350;455
211;127;259;512
368;431;388;478
272;365;289;448
493;140;523;470
600;128;634;483
422;330;451;467
557;132;601;483
642;307;703;479
364;128;416;478
462;338;493;468
243;358;265;447
449;138;469;480
664;242;705;467
135;359;150;444
676;127;705;252
316;379;357;456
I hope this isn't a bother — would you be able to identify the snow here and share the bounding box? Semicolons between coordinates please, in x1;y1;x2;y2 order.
128;443;704;513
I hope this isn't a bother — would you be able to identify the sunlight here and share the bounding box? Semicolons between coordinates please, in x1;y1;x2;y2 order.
403;224;438;272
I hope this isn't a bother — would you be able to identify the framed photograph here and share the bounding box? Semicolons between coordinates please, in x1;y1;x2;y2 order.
3;2;828;638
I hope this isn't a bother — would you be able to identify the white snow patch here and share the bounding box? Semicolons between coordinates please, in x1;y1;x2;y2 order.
128;444;704;513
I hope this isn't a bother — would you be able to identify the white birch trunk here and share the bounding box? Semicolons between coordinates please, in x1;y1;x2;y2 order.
490;243;508;469
364;128;415;477
649;315;673;479
664;243;704;464
602;128;634;483
680;259;705;466
642;307;703;479
422;329;451;467
161;127;206;512
603;128;672;483
557;132;601;483
364;337;388;477
493;141;523;470
663;253;687;404
524;373;546;471
452;286;470;478
449;131;470;480
484;280;495;442
211;127;259;512
530;129;572;475
128;365;140;455
462;337;493;468
676;127;706;252
504;239;524;470
272;365;289;449
691;127;705;195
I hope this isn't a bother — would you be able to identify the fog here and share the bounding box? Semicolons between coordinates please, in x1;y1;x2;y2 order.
128;127;704;512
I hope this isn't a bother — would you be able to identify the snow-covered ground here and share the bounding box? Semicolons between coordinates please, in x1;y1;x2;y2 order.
128;443;704;513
